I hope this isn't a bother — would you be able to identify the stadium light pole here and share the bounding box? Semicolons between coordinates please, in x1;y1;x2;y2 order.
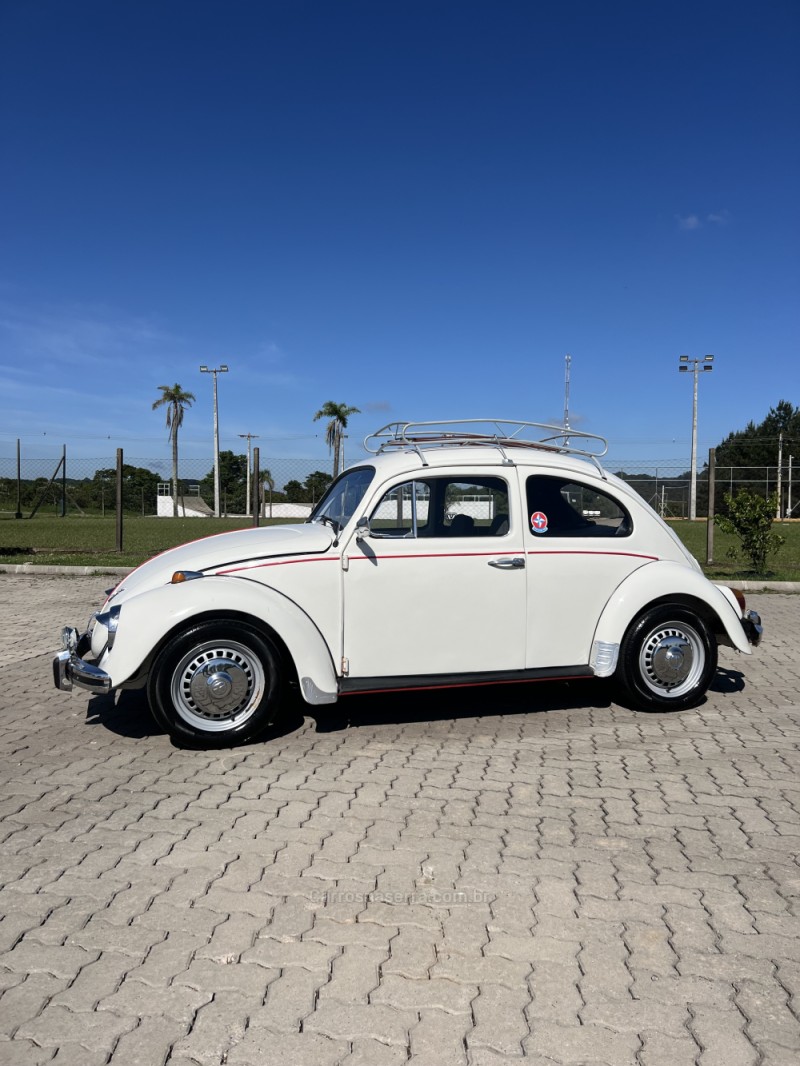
678;354;714;521
200;364;229;517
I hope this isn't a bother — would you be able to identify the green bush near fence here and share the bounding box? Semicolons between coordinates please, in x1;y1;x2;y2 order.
0;513;798;579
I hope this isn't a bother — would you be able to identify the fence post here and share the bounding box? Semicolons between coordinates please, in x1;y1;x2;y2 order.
116;449;123;552
252;447;260;527
60;444;66;517
15;439;22;519
706;447;715;565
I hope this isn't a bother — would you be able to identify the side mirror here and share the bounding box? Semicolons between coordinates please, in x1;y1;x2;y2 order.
355;516;371;540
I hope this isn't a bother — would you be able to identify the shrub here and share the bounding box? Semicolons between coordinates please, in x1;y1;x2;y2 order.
714;490;785;573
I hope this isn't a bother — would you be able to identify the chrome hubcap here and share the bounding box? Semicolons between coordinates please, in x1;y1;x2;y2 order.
171;640;265;732
639;623;704;697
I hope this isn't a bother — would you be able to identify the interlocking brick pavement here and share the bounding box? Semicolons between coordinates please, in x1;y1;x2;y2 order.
1;573;799;1064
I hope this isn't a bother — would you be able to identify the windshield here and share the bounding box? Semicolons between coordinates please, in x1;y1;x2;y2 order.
308;466;375;530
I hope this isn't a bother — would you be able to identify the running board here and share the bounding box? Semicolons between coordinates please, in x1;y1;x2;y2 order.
339;665;594;696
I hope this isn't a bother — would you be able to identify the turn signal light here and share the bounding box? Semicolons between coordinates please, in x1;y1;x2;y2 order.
731;587;747;613
171;570;204;584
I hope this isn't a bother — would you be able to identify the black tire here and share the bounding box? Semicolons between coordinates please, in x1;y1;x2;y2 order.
147;621;285;747
616;605;717;712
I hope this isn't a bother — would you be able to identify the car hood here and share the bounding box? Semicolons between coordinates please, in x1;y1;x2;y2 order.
105;523;336;602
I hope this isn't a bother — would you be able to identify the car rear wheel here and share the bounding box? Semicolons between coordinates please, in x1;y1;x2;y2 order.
147;621;285;747
616;605;717;712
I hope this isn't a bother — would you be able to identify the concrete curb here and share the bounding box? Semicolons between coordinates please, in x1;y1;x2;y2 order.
715;580;800;593
0;564;133;577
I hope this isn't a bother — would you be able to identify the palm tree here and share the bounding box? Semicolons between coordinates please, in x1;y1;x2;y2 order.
263;468;275;518
152;384;196;517
313;401;361;478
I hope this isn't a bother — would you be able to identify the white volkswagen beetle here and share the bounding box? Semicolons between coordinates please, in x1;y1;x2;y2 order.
54;420;762;747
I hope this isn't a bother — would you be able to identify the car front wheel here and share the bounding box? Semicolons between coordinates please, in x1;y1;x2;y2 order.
616;605;717;712
147;621;285;747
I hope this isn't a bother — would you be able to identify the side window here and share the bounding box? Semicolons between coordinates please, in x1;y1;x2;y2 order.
440;477;510;537
526;476;630;537
370;481;431;537
369;476;510;538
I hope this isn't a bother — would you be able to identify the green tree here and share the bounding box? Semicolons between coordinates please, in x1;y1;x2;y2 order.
304;470;333;504
93;465;161;514
714;401;800;514
715;489;785;573
200;451;247;513
313;401;361;478
152;384;196;517
284;479;305;503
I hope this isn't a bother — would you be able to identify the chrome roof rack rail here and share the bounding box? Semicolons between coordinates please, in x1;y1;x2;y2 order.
364;419;608;468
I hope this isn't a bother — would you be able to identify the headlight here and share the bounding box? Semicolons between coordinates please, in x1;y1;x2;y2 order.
94;605;122;650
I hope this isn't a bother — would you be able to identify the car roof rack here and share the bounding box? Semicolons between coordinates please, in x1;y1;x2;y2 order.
364;419;608;470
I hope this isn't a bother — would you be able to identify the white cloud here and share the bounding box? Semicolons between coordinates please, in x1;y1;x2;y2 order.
677;214;702;230
676;210;730;231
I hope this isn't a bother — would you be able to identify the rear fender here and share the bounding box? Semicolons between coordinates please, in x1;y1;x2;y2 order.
100;576;339;704
591;561;751;675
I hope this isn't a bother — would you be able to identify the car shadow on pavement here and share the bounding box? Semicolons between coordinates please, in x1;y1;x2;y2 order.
309;677;613;733
80;669;744;745
81;678;613;743
709;666;745;695
84;688;164;739
83;688;309;747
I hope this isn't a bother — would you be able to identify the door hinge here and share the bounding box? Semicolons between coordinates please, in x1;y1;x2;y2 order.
341;555;350;571
341;656;350;676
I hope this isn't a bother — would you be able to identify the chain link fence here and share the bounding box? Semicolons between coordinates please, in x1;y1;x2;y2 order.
1;444;797;520
0;448;338;517
611;461;798;519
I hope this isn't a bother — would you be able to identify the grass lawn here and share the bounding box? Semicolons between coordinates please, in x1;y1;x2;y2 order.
0;515;278;568
671;519;800;581
1;513;798;580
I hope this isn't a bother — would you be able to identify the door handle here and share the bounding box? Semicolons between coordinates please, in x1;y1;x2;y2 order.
488;557;525;569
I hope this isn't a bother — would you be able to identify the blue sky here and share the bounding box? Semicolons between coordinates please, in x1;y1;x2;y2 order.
1;0;797;474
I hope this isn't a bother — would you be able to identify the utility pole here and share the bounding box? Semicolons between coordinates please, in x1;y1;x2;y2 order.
238;433;260;516
776;431;783;519
678;354;714;521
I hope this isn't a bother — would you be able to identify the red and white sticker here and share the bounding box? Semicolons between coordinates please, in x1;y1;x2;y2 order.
530;511;549;534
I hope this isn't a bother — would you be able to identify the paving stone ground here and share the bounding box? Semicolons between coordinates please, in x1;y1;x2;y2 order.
1;573;798;1066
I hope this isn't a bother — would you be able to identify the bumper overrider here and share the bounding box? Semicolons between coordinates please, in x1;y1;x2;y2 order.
741;609;763;647
53;627;111;694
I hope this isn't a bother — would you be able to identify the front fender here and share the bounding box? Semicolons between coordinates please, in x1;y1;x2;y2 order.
99;576;339;704
592;561;752;672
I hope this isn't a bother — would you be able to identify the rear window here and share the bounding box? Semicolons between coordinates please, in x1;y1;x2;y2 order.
526;476;630;537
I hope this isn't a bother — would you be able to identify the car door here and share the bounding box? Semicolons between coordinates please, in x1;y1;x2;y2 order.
342;470;527;679
523;473;653;668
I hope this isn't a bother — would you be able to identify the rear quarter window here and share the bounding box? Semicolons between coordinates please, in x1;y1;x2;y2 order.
526;475;631;537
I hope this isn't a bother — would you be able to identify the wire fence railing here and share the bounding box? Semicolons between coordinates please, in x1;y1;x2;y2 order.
1;445;798;519
0;449;339;517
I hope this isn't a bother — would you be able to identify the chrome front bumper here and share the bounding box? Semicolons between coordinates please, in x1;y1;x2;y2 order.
53;627;111;694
